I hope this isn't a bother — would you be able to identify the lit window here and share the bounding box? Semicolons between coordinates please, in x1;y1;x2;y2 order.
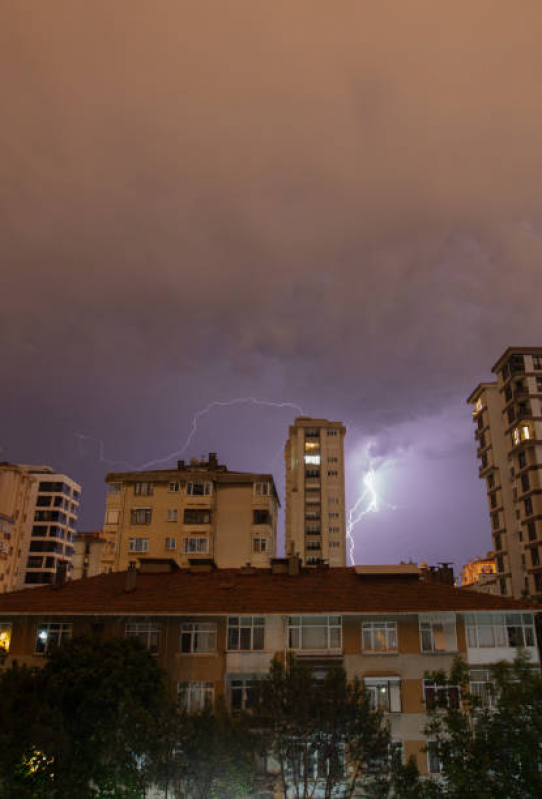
182;536;208;554
35;623;72;655
125;623;161;654
185;481;212;496
362;621;398;652
365;678;401;712
304;455;321;465
128;537;149;553
180;622;217;653
167;508;179;522
179;681;214;712
0;623;12;654
288;616;341;651
227;617;265;650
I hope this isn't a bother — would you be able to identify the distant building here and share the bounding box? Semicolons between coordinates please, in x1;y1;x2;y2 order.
71;531;110;580
0;463;80;591
103;453;280;572
468;347;542;598
460;553;497;594
285;417;346;566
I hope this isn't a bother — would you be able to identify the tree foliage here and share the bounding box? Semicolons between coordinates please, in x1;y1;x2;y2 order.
253;656;394;799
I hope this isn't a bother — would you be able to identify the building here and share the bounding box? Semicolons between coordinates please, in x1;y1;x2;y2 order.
468;347;542;598
0;561;537;785
285;417;346;566
71;531;110;580
460;554;497;594
103;453;280;572
0;463;80;591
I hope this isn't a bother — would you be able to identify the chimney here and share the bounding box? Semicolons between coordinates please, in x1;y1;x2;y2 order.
288;553;301;576
54;561;67;587
177;460;185;469
125;561;137;592
208;452;218;469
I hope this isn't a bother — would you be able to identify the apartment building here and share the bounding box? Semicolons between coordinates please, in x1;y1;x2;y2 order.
285;417;346;566
460;554;497;594
468;347;542;598
103;453;279;572
0;561;537;786
0;464;80;590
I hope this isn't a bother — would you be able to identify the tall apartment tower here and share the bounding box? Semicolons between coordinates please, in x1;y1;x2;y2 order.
285;417;347;566
103;453;279;572
0;463;80;590
468;347;542;598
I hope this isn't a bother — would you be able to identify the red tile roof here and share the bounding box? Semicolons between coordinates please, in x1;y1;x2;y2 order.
0;568;537;616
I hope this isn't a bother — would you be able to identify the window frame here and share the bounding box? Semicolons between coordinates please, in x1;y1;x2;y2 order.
465;612;536;649
134;482;153;496
287;615;342;652
364;677;402;713
35;622;72;655
128;537;149;554
130;508;152;525
125;622;161;655
419;615;457;653
179;680;215;712
166;508;179;523
181;536;209;554
227;617;265;651
362;621;398;653
423;679;460;710
185;481;212;497
180;622;217;654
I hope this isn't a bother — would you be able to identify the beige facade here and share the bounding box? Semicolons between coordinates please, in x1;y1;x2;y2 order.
103;453;279;572
0;464;36;591
285;417;346;566
71;531;109;580
468;347;542;598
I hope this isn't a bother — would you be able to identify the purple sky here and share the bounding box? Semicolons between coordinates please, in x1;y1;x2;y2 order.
2;2;542;573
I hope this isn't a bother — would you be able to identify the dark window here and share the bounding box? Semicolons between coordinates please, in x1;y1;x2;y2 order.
505;385;513;402
537;376;542;391
494;534;501;552
183;509;211;525
39;482;64;493
253;509;271;525
487;473;494;489
26;556;43;569
31;525;48;537
130;509;152;525
535;573;542;592
423;681;460;710
533;355;542;370
490;492;497;509
25;573;54;585
507;407;515;424
480;434;486;448
521;473;530;493
518;450;527;469
528;521;537;541
492;512;499;530
36;495;52;507
531;547;540;567
525;498;534;517
29;541;63;554
481;452;488;468
496;555;505;573
500;578;507;595
477;415;484;430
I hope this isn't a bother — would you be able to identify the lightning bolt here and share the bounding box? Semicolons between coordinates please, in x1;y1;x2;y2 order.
346;442;398;566
76;397;304;470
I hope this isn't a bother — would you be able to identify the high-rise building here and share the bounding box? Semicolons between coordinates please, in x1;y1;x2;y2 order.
103;453;280;572
285;417;346;566
467;347;542;598
0;463;80;590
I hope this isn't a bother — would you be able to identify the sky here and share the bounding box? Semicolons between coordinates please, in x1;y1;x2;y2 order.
2;1;542;572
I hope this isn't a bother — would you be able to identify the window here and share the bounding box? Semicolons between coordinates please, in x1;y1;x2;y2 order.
167;508;179;522
254;482;270;496
419;615;457;653
329;512;339;518
531;547;540;567
365;678;401;712
527;521;537;541
128;537;149;553
180;622;217;653
182;536;208;554
35;623;72;655
326;429;338;436
131;508;152;525
227;617;265;650
252;537;268;553
489;492;497;509
165;537;176;551
183;509;211;525
27;556;43;569
487;472;494;488
494;533;502;552
134;482;153;496
521;473;530;493
327;456;338;463
229;677;257;711
125;623;161;654
518;450;527;469
469;669;496;709
525;497;533;517
288;616;341;651
327;470;338;477
186;481;212;496
168;481;180;493
533;355;542;370
107;483;121;495
423;680;460;710
362;621;398;652
492;512;500;530
253;509;271;525
179;681;214;712
304;455;321;465
0;623;12;654
105;509;120;525
465;612;536;648
329;526;340;533
427;742;442;774
329;541;340;548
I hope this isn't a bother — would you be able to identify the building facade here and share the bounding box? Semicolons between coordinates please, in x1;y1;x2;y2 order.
468;347;542;598
0;562;537;788
285;417;346;566
0;464;80;591
103;453;279;572
460;554;497;594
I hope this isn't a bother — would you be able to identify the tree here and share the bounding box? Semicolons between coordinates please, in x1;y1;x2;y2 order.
417;653;542;798
253;656;395;799
0;635;174;797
